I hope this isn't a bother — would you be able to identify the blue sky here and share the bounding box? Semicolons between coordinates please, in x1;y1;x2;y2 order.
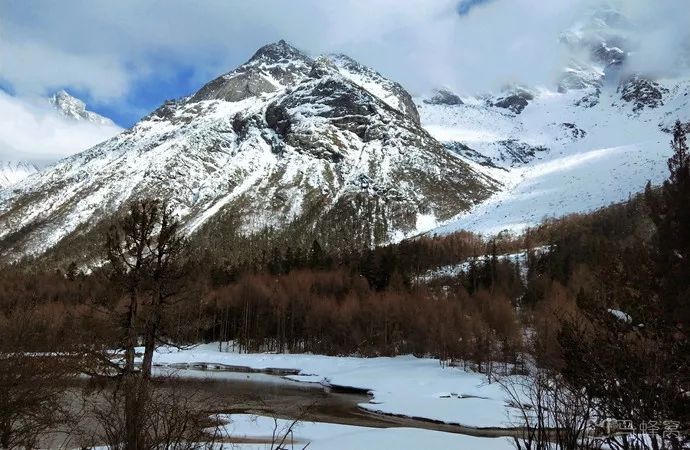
0;0;539;127
1;0;687;131
64;65;205;128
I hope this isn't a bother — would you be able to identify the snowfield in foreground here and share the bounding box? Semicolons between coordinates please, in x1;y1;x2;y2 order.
151;344;514;428
215;414;514;450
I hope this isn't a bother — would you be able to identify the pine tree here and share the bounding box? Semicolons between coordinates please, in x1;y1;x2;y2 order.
645;120;690;330
309;239;325;269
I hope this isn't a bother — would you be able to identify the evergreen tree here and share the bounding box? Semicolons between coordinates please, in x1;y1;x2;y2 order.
645;120;690;329
309;239;325;269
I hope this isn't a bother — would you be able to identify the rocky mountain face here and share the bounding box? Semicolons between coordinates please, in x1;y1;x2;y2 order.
49;90;115;126
326;53;421;124
0;41;497;263
488;86;535;115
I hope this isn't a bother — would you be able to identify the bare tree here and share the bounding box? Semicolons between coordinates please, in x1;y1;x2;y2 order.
268;403;317;450
140;205;186;379
89;376;219;450
500;367;595;450
93;199;195;449
0;304;74;448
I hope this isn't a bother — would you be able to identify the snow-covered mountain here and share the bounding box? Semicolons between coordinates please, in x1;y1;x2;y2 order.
0;90;118;189
0;161;38;189
418;76;690;237
408;3;690;237
3;5;689;263
0;41;497;262
49;90;115;126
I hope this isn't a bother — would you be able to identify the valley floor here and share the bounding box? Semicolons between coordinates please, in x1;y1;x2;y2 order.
150;344;519;449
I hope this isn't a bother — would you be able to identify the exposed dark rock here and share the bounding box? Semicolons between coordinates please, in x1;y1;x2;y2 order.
266;77;378;140
264;76;383;161
424;89;463;106
618;75;668;112
560;123;587;139
591;41;626;67
496;139;549;166
264;104;292;138
575;88;601;108
328;54;420;125
491;89;534;114
149;100;181;121
444;142;501;169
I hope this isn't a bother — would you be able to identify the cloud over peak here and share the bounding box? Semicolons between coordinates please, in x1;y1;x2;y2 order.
0;0;688;125
0;91;122;165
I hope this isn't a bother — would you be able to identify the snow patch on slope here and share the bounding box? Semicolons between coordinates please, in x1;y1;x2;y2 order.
419;77;690;236
0;161;38;188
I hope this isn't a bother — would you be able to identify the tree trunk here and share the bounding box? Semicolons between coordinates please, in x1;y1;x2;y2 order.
141;290;162;379
124;376;139;450
124;286;141;450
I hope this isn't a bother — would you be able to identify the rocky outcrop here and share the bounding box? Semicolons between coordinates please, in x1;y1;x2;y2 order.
327;54;420;124
491;87;534;114
424;89;463;106
618;75;669;112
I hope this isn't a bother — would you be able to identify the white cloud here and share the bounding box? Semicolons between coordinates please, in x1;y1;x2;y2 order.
0;0;688;104
0;91;122;165
0;40;131;101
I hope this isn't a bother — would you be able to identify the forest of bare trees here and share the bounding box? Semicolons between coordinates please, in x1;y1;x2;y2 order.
0;122;688;448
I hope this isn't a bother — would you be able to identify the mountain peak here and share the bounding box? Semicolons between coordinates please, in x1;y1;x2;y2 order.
49;90;115;126
247;39;310;65
190;40;313;103
0;42;495;262
50;89;87;114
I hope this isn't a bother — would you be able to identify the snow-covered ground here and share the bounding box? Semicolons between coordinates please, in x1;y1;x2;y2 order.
433;141;666;236
215;414;514;450
0;161;38;188
419;79;690;236
420;246;551;282
151;344;514;428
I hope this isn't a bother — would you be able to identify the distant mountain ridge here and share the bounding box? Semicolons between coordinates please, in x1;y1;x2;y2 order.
409;4;690;236
416;76;690;237
0;91;117;189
